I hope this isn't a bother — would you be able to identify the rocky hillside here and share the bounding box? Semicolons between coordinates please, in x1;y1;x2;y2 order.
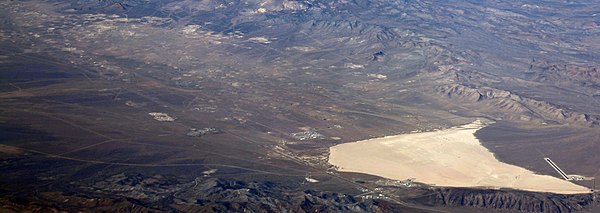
0;173;410;212
5;172;597;213
412;187;596;213
434;84;599;127
526;59;600;85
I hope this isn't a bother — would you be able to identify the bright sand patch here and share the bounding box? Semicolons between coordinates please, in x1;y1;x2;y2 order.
328;120;590;194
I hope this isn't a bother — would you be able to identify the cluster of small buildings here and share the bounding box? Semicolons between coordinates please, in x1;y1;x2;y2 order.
291;130;325;141
186;127;222;137
148;112;176;122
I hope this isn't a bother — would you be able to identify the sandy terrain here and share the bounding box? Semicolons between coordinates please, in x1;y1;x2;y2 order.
329;120;590;194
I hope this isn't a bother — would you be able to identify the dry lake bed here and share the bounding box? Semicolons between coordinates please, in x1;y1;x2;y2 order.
329;120;590;194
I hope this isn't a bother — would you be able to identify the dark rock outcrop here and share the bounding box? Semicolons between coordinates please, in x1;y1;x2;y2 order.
411;188;595;213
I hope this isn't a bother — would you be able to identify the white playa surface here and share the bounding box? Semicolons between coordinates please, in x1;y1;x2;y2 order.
328;120;590;194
